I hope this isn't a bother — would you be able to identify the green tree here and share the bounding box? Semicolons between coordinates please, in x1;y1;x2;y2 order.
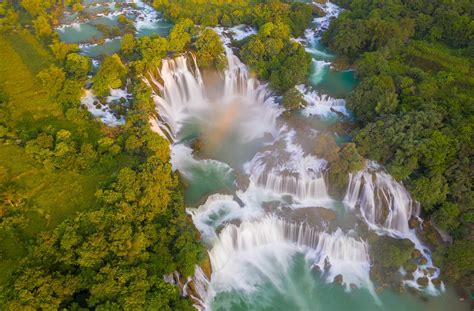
65;53;91;80
195;29;226;70
168;18;194;52
92;54;127;97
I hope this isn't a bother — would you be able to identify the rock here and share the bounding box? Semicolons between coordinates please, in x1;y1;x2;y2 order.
412;249;422;259
350;283;358;290
190;138;204;155
333;274;343;285
312;265;322;273
419;256;428;265
417;277;429;287
427;267;437;276
324;258;331;270
432;278;442;287
313;207;337;222
234;171;250;190
200;255;212;280
409;217;420;229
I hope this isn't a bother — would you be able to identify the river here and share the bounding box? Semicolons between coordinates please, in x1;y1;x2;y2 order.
58;1;467;310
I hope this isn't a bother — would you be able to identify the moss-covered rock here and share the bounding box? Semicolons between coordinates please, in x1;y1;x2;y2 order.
371;236;415;268
403;260;418;273
417;277;429;287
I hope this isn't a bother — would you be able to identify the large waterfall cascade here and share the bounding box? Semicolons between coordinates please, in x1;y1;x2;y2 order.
148;3;448;310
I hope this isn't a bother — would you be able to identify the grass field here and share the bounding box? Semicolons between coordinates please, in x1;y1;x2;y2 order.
0;31;134;284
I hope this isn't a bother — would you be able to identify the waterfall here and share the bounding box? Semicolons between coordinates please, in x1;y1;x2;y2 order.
296;84;349;117
343;162;418;236
148;55;208;138
194;215;377;307
344;163;444;295
147;35;281;143
243;129;332;206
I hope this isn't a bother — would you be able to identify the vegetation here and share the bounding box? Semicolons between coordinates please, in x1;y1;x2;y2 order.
241;21;312;92
152;0;313;36
195;28;227;70
325;0;473;283
0;3;204;309
371;236;414;269
151;0;315;93
92;54;127;97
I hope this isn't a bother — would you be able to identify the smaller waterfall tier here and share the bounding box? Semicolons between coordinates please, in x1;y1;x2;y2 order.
344;162;419;236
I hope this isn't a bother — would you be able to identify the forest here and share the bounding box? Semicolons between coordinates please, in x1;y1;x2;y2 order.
323;0;473;285
0;0;473;309
0;0;315;308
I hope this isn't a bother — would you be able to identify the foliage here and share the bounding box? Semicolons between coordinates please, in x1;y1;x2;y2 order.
65;53;91;80
49;39;79;62
0;29;203;309
443;240;474;282
195;28;226;70
371;236;414;268
92;54;128;97
326;142;365;197
241;22;311;92
168;18;194;52
281;87;305;111
327;0;474;284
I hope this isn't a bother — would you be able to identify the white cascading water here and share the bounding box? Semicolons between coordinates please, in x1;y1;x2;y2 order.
343;162;417;235
147;55;208;138
193;215;377;309
296;84;349;117
243;129;332;207
344;162;444;295
147;40;281;143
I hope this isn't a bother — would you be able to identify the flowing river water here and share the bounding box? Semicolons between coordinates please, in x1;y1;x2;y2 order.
59;1;467;310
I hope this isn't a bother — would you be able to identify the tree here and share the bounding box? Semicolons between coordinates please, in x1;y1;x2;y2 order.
135;36;168;74
92;54;127;97
32;15;53;38
327;143;365;197
121;33;136;57
65;53;91;80
168;18;194;52
195;29;226;70
241;22;311;92
49;40;79;62
37;65;66;99
281;88;305;111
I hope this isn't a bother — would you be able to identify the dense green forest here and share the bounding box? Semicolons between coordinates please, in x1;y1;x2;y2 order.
0;1;206;309
0;0;316;309
0;0;473;309
323;0;473;285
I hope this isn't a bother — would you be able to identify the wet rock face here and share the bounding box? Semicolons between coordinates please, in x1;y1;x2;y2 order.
234;170;250;190
409;216;420;229
283;206;337;228
419;256;428;265
417;277;429;287
190;137;204;155
333;274;343;285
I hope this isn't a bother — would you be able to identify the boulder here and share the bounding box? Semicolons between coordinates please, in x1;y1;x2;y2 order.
416;277;429;287
419;256;428;265
333;274;343;285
